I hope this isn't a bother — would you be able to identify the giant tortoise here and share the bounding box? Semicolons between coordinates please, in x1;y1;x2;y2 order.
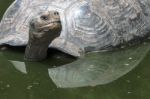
1;0;150;87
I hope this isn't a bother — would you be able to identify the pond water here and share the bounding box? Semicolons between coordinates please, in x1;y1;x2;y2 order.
0;0;150;99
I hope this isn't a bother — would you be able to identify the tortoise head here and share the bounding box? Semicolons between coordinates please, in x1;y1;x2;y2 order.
30;11;62;35
24;11;62;61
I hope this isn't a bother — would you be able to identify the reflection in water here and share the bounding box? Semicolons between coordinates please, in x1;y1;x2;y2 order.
9;60;27;74
48;42;150;88
0;43;150;99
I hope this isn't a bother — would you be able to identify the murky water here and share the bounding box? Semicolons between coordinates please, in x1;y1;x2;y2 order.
0;0;150;99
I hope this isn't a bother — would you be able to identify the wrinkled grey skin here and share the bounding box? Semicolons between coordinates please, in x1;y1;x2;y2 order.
24;11;62;61
1;0;150;57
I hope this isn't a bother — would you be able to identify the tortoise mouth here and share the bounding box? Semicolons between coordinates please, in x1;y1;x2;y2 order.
42;20;61;26
38;20;61;31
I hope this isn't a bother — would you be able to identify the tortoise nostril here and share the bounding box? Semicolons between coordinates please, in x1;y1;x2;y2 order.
54;11;59;15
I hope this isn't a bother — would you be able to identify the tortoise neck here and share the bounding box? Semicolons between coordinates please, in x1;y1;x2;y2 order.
24;39;50;61
24;23;61;61
24;30;54;61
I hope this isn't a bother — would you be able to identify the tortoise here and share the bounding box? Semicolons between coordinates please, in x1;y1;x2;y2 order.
1;0;150;87
1;0;150;60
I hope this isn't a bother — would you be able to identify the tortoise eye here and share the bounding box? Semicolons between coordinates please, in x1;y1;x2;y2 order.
40;15;48;20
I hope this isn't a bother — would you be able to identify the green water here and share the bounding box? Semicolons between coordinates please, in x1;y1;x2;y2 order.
0;0;150;99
